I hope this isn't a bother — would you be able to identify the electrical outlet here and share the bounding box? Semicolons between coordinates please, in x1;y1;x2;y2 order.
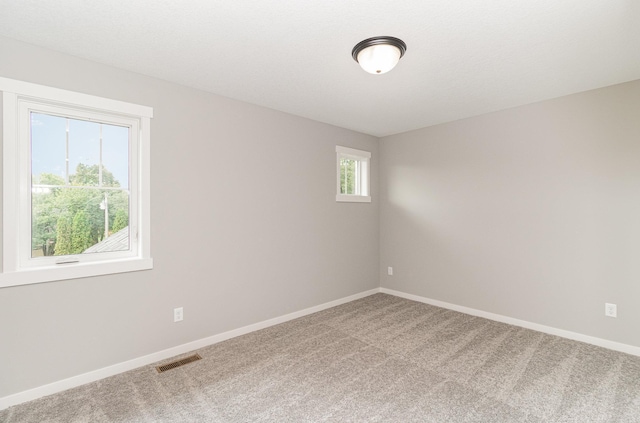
388;267;393;276
605;303;617;318
174;307;184;322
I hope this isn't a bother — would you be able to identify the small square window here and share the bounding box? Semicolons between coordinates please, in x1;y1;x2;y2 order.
336;146;371;203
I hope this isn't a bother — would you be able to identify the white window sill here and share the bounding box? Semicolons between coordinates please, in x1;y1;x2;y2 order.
0;257;153;288
336;194;372;203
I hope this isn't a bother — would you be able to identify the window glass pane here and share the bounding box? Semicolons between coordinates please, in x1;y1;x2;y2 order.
30;111;132;258
102;124;129;188
69;118;100;187
31;113;66;184
31;187;130;257
340;158;358;195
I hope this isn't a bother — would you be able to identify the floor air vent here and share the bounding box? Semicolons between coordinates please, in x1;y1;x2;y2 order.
156;353;202;373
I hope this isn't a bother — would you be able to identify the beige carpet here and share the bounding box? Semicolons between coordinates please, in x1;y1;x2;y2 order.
2;293;640;422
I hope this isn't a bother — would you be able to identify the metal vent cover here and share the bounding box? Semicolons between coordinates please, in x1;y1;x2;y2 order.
156;353;202;373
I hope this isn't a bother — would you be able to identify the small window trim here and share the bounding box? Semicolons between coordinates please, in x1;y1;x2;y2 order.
0;77;153;288
336;145;371;203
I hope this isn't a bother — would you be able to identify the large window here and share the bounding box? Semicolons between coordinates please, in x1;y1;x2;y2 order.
1;77;152;287
336;145;371;203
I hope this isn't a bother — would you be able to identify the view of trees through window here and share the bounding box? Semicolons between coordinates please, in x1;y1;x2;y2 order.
31;112;130;257
339;157;359;195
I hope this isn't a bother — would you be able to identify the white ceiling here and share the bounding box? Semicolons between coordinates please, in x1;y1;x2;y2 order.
1;1;639;137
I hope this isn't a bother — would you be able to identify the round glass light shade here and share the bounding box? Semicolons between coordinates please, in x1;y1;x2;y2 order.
356;44;402;74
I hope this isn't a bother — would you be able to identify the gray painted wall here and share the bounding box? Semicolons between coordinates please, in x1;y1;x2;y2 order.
2;33;639;401
380;80;640;347
0;36;379;397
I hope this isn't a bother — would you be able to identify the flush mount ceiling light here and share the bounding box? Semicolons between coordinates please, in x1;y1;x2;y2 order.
352;36;407;74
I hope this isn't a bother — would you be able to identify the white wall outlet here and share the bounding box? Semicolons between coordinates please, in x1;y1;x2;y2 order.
388;267;393;276
174;307;184;322
605;303;617;318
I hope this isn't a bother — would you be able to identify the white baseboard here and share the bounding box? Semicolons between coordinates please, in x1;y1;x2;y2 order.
380;287;640;357
0;288;380;411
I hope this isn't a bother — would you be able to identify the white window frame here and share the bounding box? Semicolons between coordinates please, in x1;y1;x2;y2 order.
1;77;153;288
336;145;371;203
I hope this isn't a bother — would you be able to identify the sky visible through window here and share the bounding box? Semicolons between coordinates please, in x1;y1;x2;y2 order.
31;113;129;187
